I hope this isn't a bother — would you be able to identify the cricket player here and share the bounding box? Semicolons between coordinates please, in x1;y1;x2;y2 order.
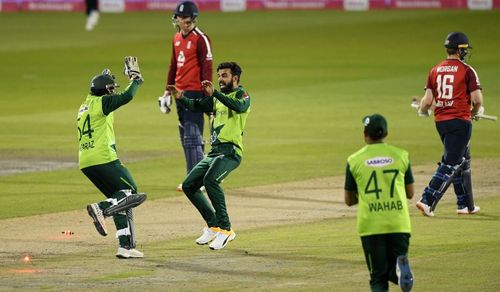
415;32;483;217
168;62;250;250
345;114;414;292
78;57;147;259
158;0;213;192
84;0;99;31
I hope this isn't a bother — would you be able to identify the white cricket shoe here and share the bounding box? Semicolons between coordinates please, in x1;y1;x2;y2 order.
416;201;434;217
85;10;99;31
209;229;236;250
195;227;220;245
86;203;108;236
457;205;480;215
116;247;144;259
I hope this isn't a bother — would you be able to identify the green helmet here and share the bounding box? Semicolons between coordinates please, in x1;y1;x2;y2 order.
90;69;118;96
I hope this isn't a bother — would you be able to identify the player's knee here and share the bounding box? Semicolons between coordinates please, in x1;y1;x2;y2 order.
203;175;219;189
181;182;192;194
462;158;471;171
181;178;198;195
437;162;457;175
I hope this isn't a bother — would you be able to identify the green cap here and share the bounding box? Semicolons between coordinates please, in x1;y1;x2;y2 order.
363;114;388;138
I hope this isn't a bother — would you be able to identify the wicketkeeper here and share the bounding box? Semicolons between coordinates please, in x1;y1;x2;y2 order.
78;57;147;259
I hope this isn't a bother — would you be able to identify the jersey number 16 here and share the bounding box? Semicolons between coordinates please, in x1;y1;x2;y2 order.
436;74;454;100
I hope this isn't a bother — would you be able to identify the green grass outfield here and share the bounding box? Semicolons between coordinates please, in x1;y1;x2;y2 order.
1;199;499;290
0;10;500;290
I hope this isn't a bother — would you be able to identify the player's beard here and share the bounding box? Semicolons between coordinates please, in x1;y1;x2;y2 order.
219;80;233;94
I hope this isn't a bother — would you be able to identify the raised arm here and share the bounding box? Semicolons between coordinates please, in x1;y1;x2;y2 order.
212;89;250;113
168;85;213;113
102;80;141;115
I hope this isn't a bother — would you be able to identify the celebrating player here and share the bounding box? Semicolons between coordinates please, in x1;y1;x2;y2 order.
345;114;414;292
78;57;147;259
168;62;250;250
158;1;213;192
414;32;483;216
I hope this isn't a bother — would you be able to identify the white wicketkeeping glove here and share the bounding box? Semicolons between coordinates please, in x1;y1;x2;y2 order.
124;56;143;84
158;92;172;114
102;68;112;76
472;106;485;121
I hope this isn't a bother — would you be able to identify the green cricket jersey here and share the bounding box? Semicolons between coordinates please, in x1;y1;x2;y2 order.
179;86;250;157
77;80;140;169
345;143;414;236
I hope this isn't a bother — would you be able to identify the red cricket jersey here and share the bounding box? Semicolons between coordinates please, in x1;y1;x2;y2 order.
426;59;481;122
167;27;213;91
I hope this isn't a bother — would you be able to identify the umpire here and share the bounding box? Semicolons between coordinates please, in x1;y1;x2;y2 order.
344;114;414;292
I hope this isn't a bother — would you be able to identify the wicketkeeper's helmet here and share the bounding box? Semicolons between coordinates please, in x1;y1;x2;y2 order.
173;1;199;19
444;32;472;60
90;69;118;96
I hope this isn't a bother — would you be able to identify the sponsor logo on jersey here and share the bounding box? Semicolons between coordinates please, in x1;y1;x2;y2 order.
217;110;228;116
79;105;89;114
187;41;192;49
364;157;394;167
435;100;454;107
175;41;181;46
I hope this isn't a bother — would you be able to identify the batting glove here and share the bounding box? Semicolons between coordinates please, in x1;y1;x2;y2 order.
418;108;432;117
124;56;143;84
472;106;485;121
158;92;172;114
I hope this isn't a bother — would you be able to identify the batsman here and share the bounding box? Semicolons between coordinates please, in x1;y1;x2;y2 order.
414;32;484;216
78;57;147;258
168;62;250;250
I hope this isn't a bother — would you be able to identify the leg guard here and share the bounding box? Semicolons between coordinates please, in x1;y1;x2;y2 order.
113;211;130;247
421;161;462;212
452;170;468;208
103;190;147;216
115;210;136;249
182;121;204;173
455;159;475;211
126;209;136;248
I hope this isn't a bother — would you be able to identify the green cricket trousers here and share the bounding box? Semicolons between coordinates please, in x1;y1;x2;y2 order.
361;233;410;292
182;143;241;231
81;159;138;248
